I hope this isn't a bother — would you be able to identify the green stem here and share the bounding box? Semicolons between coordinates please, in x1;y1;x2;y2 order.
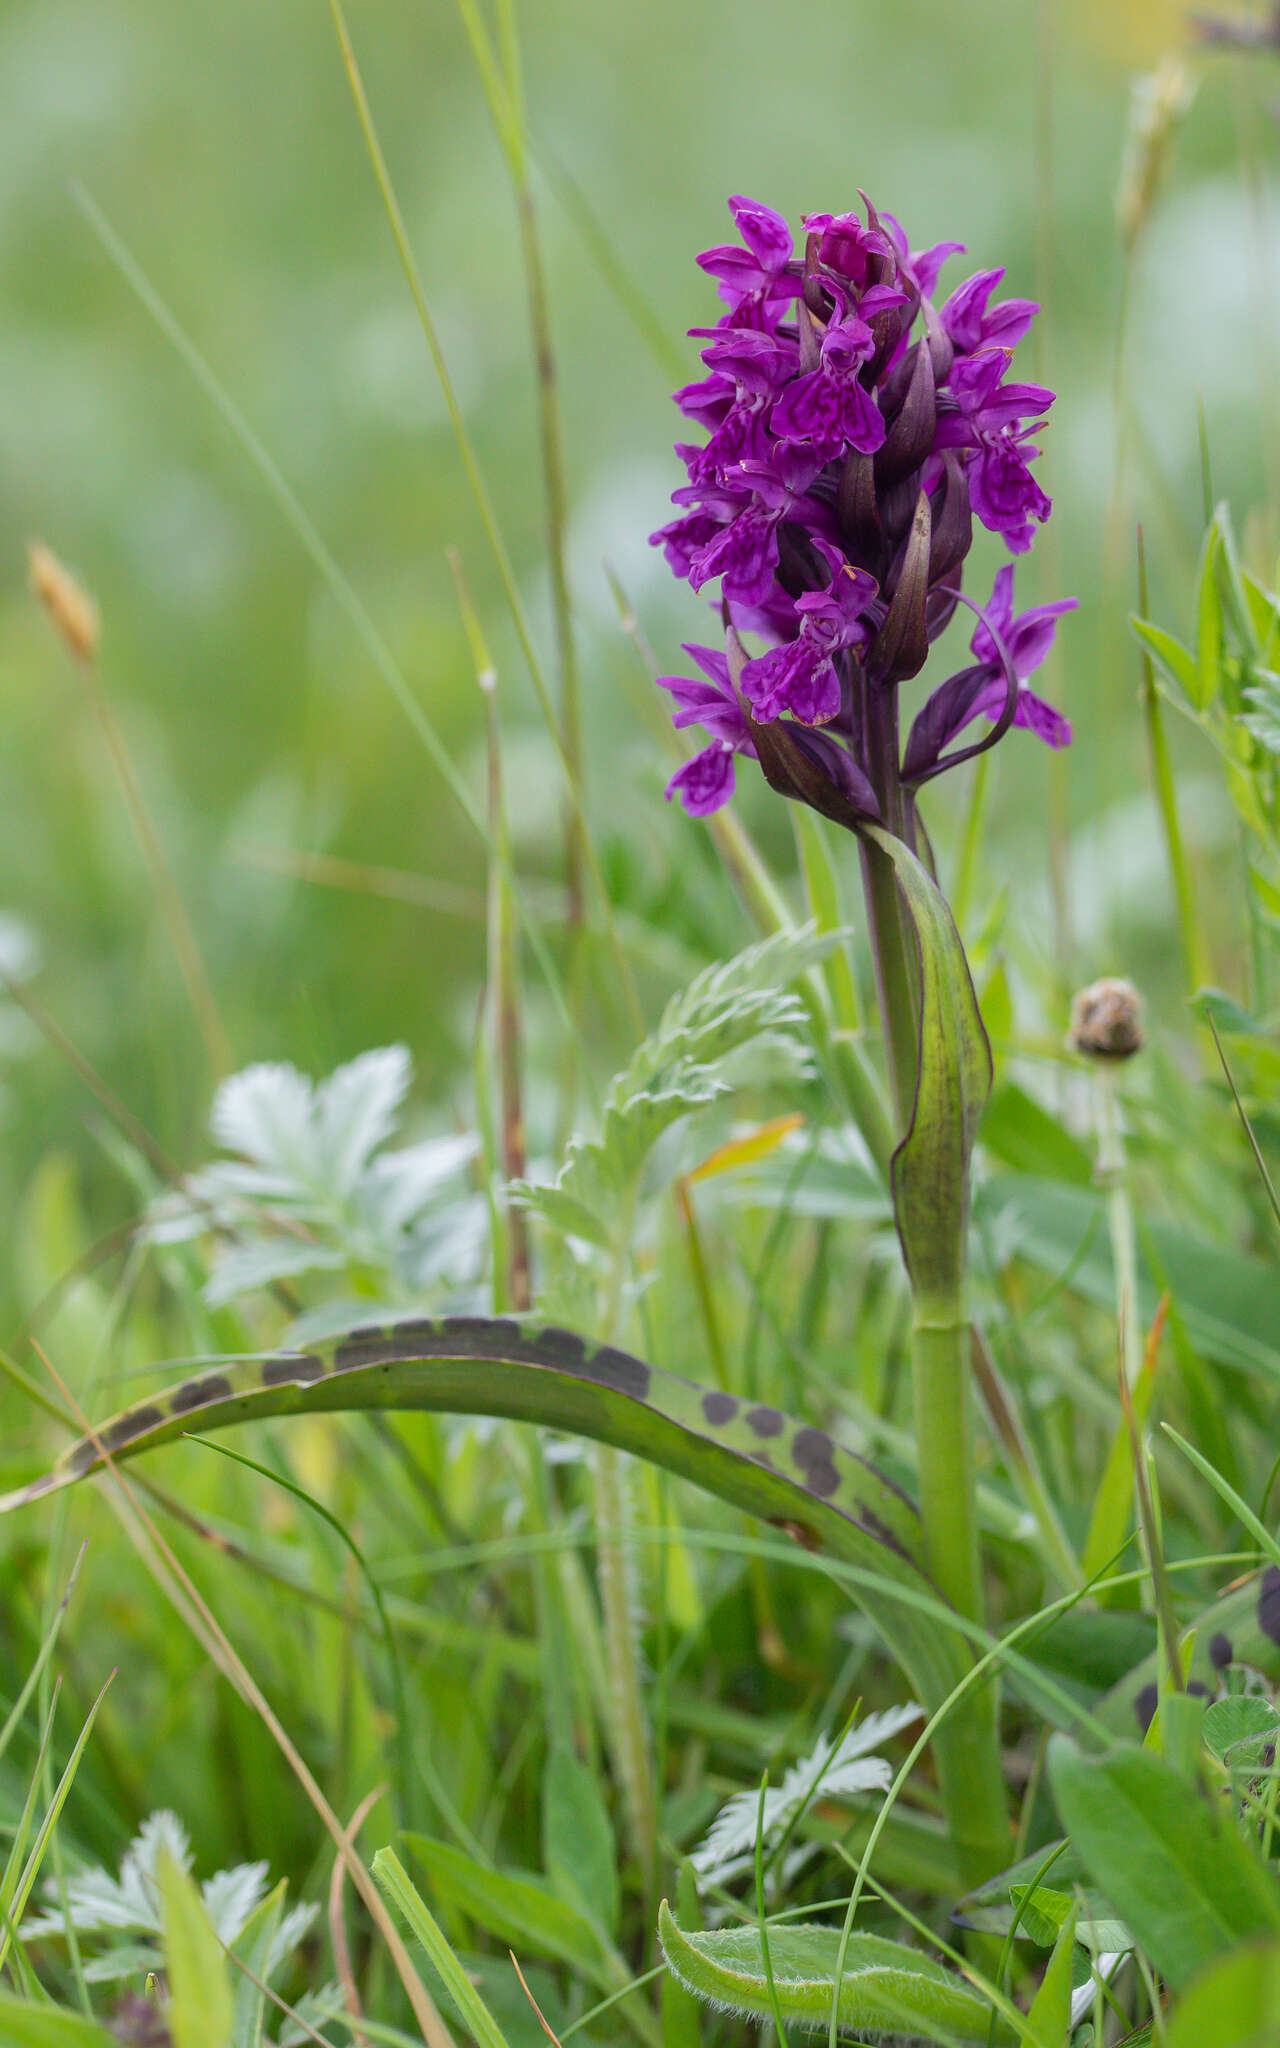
858;830;919;1138
856;702;1006;1884
910;1311;1007;1887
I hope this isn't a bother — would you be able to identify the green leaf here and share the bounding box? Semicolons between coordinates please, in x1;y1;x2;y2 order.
157;1845;234;2048
1007;1884;1129;1955
1131;617;1204;707
1025;1904;1077;2048
1192;987;1265;1038
861;826;991;1309
980;1082;1093;1186
657;1901;1003;2042
0;1997;118;2048
977;1175;1280;1380
662;1864;704;2048
1202;1696;1280;1768
1195;520;1224;707
404;1833;610;1986
543;1744;619;1939
1049;1737;1280;1990
1167;1941;1280;2048
1;1317;973;1741
374;1845;509;2048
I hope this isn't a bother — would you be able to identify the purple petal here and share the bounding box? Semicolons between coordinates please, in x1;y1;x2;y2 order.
665;744;738;816
727;194;794;271
969;679;1072;748
741;639;841;725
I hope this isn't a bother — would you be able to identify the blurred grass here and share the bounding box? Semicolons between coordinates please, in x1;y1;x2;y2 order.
1;0;1276;1285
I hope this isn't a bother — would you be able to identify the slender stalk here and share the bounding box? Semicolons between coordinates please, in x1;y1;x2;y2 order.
857;685;1005;1884
1096;1065;1142;1395
857;681;918;1137
1137;527;1212;993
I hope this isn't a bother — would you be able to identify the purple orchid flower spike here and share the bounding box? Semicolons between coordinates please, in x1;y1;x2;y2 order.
650;191;1072;835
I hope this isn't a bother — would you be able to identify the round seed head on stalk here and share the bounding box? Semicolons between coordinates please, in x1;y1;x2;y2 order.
1068;977;1146;1060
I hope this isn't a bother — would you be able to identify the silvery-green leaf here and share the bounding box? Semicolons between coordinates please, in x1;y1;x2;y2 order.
315;1044;412;1192
211;1062;319;1178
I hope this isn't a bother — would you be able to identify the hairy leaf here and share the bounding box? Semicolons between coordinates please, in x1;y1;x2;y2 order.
657;1902;1004;2041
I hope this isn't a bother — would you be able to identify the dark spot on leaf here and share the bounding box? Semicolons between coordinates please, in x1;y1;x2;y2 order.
792;1426;839;1498
1210;1632;1234;1671
334;1335;408;1372
746;1405;784;1438
854;1503;912;1560
702;1391;737;1426
530;1328;589;1371
1188;1681;1212;1701
770;1517;822;1553
104;1406;165;1449
440;1315;522;1351
170;1374;233;1415
263;1353;324;1386
1134;1682;1159;1734
578;1346;650;1401
69;1439;99;1475
1258;1565;1280;1646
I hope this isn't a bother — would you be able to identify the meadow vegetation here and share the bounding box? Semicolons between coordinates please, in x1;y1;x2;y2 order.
4;3;1280;2044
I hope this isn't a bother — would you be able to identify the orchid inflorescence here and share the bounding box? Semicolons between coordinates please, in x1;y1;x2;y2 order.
650;194;1076;825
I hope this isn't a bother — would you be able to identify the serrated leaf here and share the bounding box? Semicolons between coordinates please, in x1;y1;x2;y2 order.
689;1704;920;1888
314;1044;412;1193
1049;1736;1280;1990
518;926;837;1247
543;1745;619;1939
157;1845;234;2048
657;1903;1003;2041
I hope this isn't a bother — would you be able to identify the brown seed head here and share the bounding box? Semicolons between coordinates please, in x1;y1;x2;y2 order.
1068;977;1145;1061
28;541;99;662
